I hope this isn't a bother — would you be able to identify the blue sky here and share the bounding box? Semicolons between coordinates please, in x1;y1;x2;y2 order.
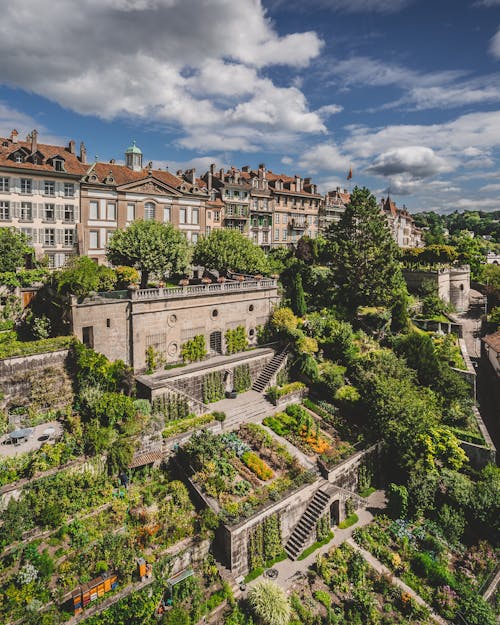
1;0;500;213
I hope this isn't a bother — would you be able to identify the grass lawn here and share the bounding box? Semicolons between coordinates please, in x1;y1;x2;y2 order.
338;513;359;529
297;532;334;561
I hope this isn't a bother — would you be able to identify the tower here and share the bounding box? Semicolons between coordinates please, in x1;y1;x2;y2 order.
125;140;143;171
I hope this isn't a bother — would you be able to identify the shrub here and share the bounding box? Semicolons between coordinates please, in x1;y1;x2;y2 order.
162;413;214;438
248;580;291;625
266;381;305;404
181;334;206;363
411;552;455;587
387;483;408;519
202;371;225;403
225;326;248;354
241;451;274;480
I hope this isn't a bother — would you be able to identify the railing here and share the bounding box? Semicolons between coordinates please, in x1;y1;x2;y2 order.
130;279;277;301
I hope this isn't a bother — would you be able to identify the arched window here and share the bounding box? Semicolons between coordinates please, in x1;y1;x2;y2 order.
144;202;155;221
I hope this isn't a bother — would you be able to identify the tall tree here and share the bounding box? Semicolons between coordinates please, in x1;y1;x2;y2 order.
107;220;189;289
291;272;306;316
192;228;269;275
0;227;34;272
326;186;406;313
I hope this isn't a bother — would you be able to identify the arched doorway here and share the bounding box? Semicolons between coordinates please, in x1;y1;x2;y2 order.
330;499;340;526
210;331;222;355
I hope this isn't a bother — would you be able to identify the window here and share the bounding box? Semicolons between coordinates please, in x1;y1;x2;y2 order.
20;202;32;220
214;210;220;222
20;228;33;242
107;203;116;220
282;229;287;240
47;253;55;269
89;201;98;220
206;226;211;236
274;228;279;240
275;213;280;224
64;229;74;247
107;230;114;244
89;230;99;249
163;207;171;222
64;204;74;222
263;199;268;210
192;233;198;243
127;203;135;221
179;208;186;224
0;177;9;192
53;159;64;172
43;228;55;246
15;153;23;163
253;233;258;244
262;231;268;243
192;208;199;225
44;180;55;196
106;318;111;328
144;202;155;221
44;203;55;221
20;178;32;194
0;201;10;220
252;198;258;209
64;182;75;197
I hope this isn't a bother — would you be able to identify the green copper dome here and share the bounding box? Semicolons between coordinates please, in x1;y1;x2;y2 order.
125;140;142;155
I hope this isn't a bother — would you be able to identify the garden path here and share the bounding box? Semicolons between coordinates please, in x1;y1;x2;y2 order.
346;538;449;625
209;390;280;431
259;423;316;471
243;489;387;593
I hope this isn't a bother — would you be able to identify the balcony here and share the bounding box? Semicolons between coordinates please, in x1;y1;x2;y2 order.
289;219;307;230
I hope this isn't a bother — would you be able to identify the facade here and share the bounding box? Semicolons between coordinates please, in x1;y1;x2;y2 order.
403;265;471;312
79;144;208;263
381;196;423;248
0;129;87;267
320;187;350;231
70;278;280;372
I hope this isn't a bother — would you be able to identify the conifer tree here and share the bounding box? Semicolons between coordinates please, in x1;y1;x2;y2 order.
326;186;406;313
291;272;306;316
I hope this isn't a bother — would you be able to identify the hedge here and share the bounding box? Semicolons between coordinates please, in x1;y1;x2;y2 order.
0;333;71;359
162;413;215;438
267;381;305;404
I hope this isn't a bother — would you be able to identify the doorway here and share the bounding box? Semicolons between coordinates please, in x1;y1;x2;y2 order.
210;331;222;355
330;499;340;526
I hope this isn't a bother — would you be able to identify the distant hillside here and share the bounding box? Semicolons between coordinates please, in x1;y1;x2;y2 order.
412;210;500;242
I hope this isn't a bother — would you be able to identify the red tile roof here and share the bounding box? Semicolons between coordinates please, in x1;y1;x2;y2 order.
0;136;88;176
482;330;500;353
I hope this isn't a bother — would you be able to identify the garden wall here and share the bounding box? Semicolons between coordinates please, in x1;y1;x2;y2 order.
459;406;497;469
319;443;381;491
0;349;73;415
137;348;276;404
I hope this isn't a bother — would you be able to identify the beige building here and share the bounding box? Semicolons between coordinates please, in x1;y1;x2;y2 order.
381;196;423;248
71;278;279;372
320;187;350;231
79;142;209;263
0;129;87;267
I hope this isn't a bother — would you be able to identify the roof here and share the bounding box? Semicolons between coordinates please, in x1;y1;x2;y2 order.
128;450;163;468
0;135;88;176
125;140;142;154
482;330;500;353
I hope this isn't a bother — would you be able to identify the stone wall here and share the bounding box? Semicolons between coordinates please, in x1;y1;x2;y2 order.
0;349;73;415
403;266;470;312
319;444;381;491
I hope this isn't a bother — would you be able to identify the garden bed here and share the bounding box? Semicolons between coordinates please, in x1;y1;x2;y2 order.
263;403;355;468
180;424;315;525
353;515;499;623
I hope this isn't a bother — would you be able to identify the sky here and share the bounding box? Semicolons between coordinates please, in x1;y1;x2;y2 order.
1;0;500;213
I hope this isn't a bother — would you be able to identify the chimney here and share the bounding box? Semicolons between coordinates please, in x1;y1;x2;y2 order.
207;170;213;191
210;163;216;175
80;142;87;164
190;168;196;185
304;177;311;186
10;129;18;144
30;129;38;154
219;168;224;180
295;175;301;192
109;158;115;164
177;169;183;176
68;139;76;154
241;165;250;172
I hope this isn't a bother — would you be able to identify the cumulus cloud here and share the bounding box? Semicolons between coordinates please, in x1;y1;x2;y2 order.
490;27;500;59
0;0;324;152
297;143;352;174
366;146;452;178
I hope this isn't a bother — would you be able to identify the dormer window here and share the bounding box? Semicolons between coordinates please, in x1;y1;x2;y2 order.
89;174;98;183
15;153;23;163
53;159;64;172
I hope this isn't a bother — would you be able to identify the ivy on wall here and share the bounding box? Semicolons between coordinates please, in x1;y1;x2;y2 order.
181;335;206;363
202;371;225;403
247;512;283;570
225;326;248;355
153;393;190;421
233;364;251;393
316;511;331;542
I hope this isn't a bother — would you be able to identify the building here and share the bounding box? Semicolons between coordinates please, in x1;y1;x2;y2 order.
482;330;500;378
78;142;208;263
403;265;471;312
206;166;251;236
381;196;423;248
320;187;350;231
246;165;273;251
70;278;279;372
0;129;87;267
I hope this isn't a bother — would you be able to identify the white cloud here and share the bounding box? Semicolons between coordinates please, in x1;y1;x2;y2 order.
0;102;63;144
482;183;500;192
270;0;416;13
0;0;324;153
297;143;352;174
366;146;453;178
490;27;500;59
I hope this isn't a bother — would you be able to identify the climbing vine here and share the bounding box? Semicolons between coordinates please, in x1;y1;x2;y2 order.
225;326;248;355
233;364;251;393
316;511;331;542
152;393;190;421
181;335;206;363
202;371;225;403
247;512;282;569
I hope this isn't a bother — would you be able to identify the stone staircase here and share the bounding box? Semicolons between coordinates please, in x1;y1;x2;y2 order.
223;391;276;430
285;488;330;560
251;345;288;393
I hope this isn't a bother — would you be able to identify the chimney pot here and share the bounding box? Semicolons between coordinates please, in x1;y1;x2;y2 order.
110;158;115;164
68;139;76;154
10;129;18;143
190;167;196;185
210;163;216;175
80;142;87;164
31;129;38;154
219;168;224;180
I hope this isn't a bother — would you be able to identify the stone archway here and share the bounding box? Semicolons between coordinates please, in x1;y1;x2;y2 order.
330;499;341;526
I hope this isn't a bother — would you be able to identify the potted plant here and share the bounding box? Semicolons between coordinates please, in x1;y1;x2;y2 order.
236;275;245;282
201;277;212;284
179;279;189;286
217;277;226;283
254;274;263;281
270;273;279;280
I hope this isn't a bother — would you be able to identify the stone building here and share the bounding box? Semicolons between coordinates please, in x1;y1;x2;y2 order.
320;187;350;231
70;278;280;372
78;142;209;263
381;196;423;248
0;129;87;267
403;265;471;312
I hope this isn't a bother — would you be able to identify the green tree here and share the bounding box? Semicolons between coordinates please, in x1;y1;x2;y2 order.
291;272;306;316
56;256;117;297
248;580;291;625
450;230;485;279
107;220;189;289
192;228;269;275
0;227;33;272
325;186;406;313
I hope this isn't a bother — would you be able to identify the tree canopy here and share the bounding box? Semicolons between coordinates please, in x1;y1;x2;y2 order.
325;187;406;314
56;256;117;297
192;228;269;275
107;220;189;288
0;228;34;272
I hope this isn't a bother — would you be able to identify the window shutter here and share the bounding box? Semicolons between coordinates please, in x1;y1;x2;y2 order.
56;229;63;245
31;229;37;244
74;205;79;222
12;202;20;218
